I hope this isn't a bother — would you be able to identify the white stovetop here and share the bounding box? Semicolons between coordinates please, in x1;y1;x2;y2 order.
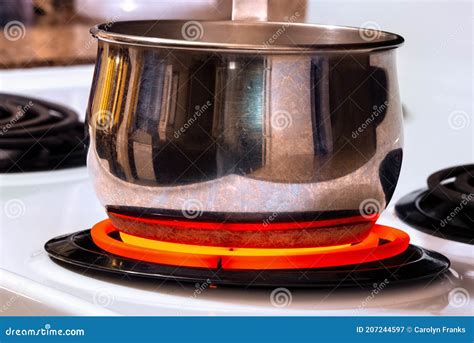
0;168;472;316
0;64;472;316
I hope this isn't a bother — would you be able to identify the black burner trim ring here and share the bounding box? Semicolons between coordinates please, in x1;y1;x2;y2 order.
44;229;451;288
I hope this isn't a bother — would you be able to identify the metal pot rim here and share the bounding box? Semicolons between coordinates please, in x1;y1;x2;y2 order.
90;20;404;53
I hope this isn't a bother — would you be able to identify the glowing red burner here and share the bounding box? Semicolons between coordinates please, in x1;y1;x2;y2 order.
91;220;410;270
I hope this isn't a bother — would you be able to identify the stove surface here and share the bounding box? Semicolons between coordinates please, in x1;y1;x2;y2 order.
0;170;472;316
0;66;472;316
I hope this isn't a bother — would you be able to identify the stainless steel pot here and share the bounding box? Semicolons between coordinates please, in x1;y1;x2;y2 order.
86;2;404;248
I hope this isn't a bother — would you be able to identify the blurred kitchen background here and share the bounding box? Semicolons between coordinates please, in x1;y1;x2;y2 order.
0;0;307;69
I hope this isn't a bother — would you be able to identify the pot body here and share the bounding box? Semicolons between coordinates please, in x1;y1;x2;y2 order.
86;36;403;246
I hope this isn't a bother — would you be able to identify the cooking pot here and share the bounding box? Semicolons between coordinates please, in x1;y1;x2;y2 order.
86;1;404;248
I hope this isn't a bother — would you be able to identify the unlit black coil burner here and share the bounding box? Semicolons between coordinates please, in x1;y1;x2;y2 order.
396;164;474;244
0;93;87;172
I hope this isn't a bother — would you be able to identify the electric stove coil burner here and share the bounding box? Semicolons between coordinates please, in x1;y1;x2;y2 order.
0;93;87;172
107;207;375;249
396;164;474;244
45;221;450;288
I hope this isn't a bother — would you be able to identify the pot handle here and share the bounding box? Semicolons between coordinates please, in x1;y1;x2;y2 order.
232;0;268;21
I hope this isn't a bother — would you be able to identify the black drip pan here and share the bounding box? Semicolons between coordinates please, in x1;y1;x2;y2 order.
45;229;450;288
